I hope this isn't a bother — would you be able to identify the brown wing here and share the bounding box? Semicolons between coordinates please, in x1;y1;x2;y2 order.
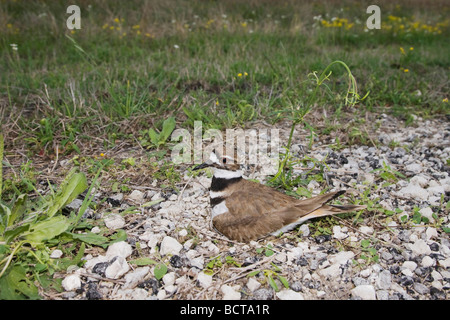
212;180;350;242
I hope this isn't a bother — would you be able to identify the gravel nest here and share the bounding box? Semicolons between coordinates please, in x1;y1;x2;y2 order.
57;115;449;300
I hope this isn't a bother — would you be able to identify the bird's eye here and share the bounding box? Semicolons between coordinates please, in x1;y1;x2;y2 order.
222;157;227;164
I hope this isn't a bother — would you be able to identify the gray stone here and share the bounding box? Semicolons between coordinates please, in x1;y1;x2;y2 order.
376;270;392;290
351;285;376;300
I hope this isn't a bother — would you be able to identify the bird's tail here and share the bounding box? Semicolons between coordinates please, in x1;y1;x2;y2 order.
305;203;366;220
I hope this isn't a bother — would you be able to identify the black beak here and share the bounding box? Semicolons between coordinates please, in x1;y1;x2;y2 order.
193;162;210;171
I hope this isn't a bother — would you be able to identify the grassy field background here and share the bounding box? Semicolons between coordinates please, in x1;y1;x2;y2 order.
1;0;449;158
0;0;449;299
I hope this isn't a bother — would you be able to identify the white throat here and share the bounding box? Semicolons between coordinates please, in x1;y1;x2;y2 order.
213;168;243;179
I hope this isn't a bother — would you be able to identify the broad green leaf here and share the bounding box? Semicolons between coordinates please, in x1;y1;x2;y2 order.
154;263;167;280
67;231;109;246
148;128;160;146
278;274;290;289
0;266;40;300
8;194;27;228
159;117;176;144
129;257;158;266
24;215;71;243
47;172;88;218
267;274;278;291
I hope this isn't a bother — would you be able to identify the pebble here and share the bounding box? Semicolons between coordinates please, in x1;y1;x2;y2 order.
221;285;241;300
50;249;63;259
104;213;125;230
160;236;183;256
197;272;213;288
123;267;150;289
351;285;376;300
106;241;133;259
246;277;261;292
276;289;304;300
62;274;81;291
410;239;432;256
105;256;130;279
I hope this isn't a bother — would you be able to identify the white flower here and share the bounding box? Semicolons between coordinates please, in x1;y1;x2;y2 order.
10;43;18;51
173;44;179;49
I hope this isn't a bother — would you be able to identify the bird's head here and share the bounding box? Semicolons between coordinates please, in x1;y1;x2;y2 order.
193;149;241;173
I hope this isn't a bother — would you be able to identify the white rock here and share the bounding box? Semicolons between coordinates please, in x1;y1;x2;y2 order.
439;257;450;268
106;241;133;259
406;163;422;173
246;277;261;292
419;207;435;223
318;263;341;279
104;213;125;230
160;236;183;256
197;272;213;288
276;289;304;300
163;272;176;286
91;226;101;233
398;183;429;201
50;249;63;259
376;270;392;290
410;239;431;255
221;285;241;300
425;227;438;240
123;267;150;289
331;251;355;265
332;225;348;240
157;289;167;300
62;274;81;291
421;256;435;268
402;261;417;272
129;190;145;202
410;175;428;188
105;256;130;279
359;226;374;235
351;285;376;300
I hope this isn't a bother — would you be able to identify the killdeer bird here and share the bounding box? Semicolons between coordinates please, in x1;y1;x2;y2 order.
194;150;366;242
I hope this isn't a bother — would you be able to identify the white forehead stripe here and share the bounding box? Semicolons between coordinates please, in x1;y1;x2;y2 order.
209;152;220;164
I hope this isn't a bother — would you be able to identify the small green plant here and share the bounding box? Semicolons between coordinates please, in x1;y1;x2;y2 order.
140;116;176;149
256;244;275;257
270;60;368;187
0;154;122;299
359;239;379;264
371;161;406;186
248;263;289;292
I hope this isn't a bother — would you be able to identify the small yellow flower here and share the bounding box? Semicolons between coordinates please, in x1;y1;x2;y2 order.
237;73;243;77
145;33;152;38
132;25;140;30
400;47;405;55
216;100;219;106
443;98;449;103
110;26;115;30
102;23;109;29
100;153;105;157
409;47;414;51
403;68;409;73
6;23;12;28
114;18;120;23
70;30;76;34
241;22;247;28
